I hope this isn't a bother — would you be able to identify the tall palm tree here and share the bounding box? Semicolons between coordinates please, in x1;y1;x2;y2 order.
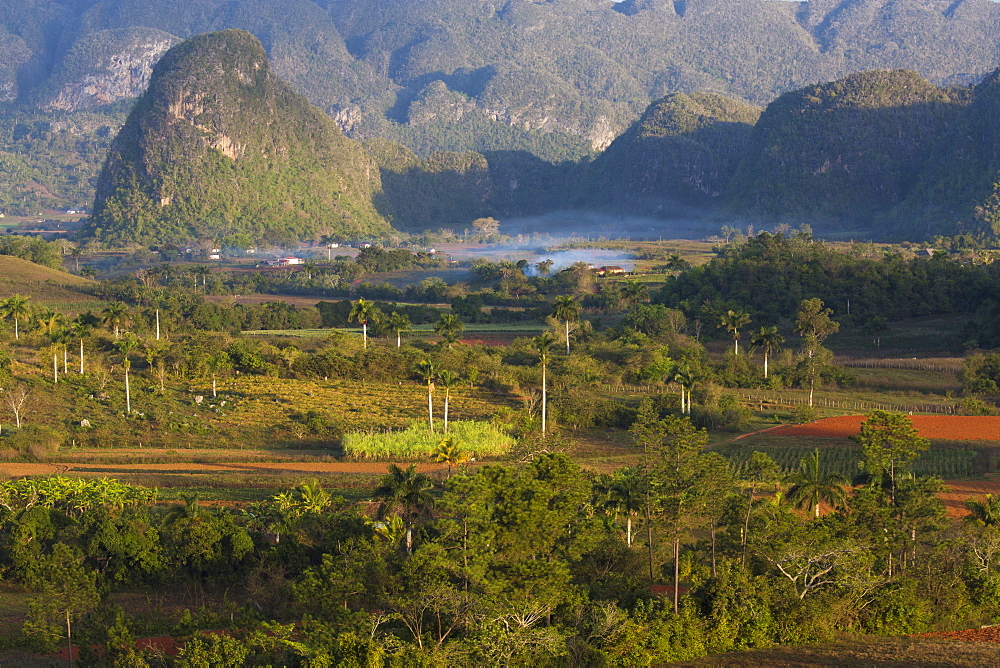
718;309;751;355
533;332;556;434
605;467;647;546
553;295;580;355
102;301;129;338
386;311;413;348
433;437;469;479
437;369;461;433
415;359;439;432
348;298;381;349
620;282;649;309
69;319;92;375
786;449;850;519
749;326;784;379
373;464;435;554
667;362;695;415
664;254;690;274
49;328;70;383
206;350;232;398
433;313;464;347
69;246;83;272
114;333;140;414
0;294;31;339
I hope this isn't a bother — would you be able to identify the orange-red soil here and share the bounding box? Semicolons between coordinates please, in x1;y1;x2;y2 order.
912;626;1000;643
768;415;1000;440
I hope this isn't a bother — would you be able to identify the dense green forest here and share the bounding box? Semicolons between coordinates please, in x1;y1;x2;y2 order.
2;235;1000;662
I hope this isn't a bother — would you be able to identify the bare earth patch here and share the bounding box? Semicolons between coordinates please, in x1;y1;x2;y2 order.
768;415;1000;440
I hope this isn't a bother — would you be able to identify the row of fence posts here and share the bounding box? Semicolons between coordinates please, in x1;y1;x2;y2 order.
595;384;956;414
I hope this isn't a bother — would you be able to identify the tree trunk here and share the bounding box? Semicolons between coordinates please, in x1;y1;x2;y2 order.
673;536;680;614
626;515;632;547
565;320;570;355
79;339;85;374
711;524;717;577
646;504;654;584
63;346;68;374
444;391;450;434
125;368;131;414
53;353;58;383
406;524;413;555
67;608;73;668
427;385;434;432
362;322;367;349
541;362;547;434
397;331;401;348
808;379;815;407
156;309;160;341
742;484;756;567
212;375;217;399
764;353;769;379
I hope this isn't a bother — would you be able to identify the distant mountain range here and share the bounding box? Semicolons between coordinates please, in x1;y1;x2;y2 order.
2;0;999;159
90;30;1000;245
3;1;1000;243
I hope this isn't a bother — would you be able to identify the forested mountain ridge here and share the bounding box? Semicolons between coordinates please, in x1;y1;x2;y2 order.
588;92;762;208
84;30;390;247
593;67;1000;239
726;69;969;226
1;0;999;161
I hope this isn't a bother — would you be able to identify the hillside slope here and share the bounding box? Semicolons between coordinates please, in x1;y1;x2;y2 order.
84;30;389;247
0;255;95;303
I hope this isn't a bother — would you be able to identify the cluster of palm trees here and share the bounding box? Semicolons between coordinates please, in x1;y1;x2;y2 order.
413;360;464;434
717;308;785;376
0;295;147;414
597;448;852;552
348;299;465;349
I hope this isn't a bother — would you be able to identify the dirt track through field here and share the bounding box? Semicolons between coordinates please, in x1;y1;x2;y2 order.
0;461;450;478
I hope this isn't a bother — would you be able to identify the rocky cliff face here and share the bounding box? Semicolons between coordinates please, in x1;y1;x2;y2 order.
40;29;179;111
86;29;389;247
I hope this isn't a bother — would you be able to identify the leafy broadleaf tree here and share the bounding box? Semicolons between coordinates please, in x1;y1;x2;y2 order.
23;543;100;659
855;410;930;506
794;298;839;407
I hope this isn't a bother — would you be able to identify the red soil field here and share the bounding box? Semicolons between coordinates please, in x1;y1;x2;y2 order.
913;626;1000;644
939;480;1000;519
767;415;1000;440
